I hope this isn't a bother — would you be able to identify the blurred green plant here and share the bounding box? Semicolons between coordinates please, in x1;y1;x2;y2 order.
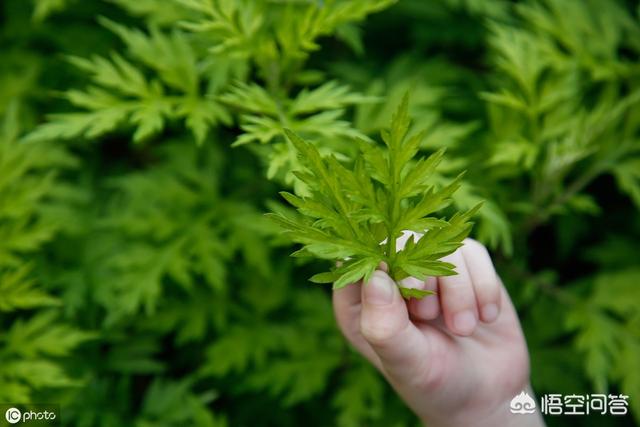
0;103;93;402
1;0;640;426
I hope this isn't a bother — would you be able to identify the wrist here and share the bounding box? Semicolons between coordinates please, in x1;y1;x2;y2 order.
421;385;546;427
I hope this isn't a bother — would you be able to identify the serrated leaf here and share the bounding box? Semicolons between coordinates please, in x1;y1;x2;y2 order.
396;260;457;280
333;257;380;289
273;96;480;291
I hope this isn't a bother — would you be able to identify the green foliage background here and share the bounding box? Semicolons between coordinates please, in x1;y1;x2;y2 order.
1;0;639;426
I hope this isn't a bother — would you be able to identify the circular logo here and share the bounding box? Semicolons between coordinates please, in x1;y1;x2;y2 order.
5;407;21;424
509;391;537;414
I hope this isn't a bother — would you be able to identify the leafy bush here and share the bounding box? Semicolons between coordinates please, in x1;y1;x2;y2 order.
1;0;639;426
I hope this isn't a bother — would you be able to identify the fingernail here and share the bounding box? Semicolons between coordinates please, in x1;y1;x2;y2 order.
482;304;499;322
453;310;477;335
365;272;394;305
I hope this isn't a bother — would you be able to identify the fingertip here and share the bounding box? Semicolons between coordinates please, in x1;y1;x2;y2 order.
480;303;499;323
479;283;502;323
360;271;408;344
437;251;479;336
461;239;502;324
362;270;396;306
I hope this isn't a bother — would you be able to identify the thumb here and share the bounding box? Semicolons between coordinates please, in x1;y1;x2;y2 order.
360;270;431;383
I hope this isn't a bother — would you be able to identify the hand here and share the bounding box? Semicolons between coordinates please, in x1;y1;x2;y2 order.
333;235;545;427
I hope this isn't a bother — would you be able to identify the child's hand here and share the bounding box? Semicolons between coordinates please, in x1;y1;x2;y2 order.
333;236;545;427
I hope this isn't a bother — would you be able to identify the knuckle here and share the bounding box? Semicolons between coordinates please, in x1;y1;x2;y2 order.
444;278;474;293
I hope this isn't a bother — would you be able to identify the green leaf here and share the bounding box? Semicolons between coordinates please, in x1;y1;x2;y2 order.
309;271;338;284
289;81;377;115
398;287;436;299
333;257;380;289
0;265;60;312
4;311;95;358
396;260;457;281
273;96;479;293
26;23;231;144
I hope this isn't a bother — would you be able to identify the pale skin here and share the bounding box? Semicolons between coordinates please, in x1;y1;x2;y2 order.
333;235;546;427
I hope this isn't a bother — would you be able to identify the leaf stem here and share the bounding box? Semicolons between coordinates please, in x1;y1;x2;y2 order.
385;140;401;279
